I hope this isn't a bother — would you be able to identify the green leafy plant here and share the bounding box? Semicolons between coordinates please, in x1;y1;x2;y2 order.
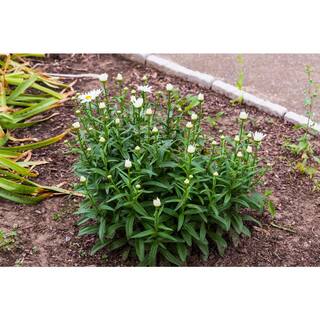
0;228;17;251
0;54;74;204
72;74;271;266
285;65;320;187
230;55;245;106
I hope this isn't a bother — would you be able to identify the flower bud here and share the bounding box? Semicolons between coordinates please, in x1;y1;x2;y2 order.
124;159;132;168
239;111;248;120
72;122;80;129
99;136;106;143
187;145;196;154
191;113;198;121
166;83;173;91
145;108;153;116
198;93;204;101
153;197;161;207
186;121;193;129
116;73;123;81
80;176;86;183
98;73;108;82
99;102;106;109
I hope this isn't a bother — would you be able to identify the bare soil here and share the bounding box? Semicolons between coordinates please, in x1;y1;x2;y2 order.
0;54;319;266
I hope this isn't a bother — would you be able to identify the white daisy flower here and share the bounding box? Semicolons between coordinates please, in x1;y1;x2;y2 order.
124;159;132;169
137;85;152;93
131;96;144;108
153;197;161;207
78;89;102;103
253;131;266;142
187;145;196;154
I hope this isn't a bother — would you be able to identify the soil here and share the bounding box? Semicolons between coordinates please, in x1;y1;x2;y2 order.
0;54;319;266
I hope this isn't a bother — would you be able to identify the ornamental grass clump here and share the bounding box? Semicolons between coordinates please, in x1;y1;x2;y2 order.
72;74;269;266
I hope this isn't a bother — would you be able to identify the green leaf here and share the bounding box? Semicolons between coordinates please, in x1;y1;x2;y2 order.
135;239;145;262
131;229;154;239
125;214;135;238
176;243;188;262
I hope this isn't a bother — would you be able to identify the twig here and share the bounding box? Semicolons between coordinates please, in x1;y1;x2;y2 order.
47;73;100;79
270;222;296;233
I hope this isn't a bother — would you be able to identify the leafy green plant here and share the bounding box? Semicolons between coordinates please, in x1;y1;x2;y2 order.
0;228;17;251
285;65;320;187
72;74;271;266
0;53;74;204
230;55;245;106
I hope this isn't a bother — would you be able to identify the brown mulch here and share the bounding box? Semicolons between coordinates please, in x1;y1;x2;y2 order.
0;54;319;266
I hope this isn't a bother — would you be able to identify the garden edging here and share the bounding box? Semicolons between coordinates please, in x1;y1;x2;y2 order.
120;54;320;133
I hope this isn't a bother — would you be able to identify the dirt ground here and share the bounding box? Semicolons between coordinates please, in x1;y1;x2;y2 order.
0;54;319;266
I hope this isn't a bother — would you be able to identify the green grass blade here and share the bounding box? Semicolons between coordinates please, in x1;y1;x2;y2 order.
7;74;38;102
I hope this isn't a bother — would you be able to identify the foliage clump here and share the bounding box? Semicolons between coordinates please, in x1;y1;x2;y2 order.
72;73;270;265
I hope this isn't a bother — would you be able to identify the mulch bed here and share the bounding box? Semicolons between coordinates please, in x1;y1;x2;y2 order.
0;54;319;266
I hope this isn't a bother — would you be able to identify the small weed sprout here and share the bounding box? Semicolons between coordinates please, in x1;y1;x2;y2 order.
231;54;245;106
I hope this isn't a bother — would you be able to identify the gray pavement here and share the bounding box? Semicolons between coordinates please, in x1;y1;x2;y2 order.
158;54;320;121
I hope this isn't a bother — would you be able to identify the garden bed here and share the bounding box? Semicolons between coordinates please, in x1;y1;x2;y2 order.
0;54;319;266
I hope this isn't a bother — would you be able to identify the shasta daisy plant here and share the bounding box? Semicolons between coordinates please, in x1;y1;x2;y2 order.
71;74;271;266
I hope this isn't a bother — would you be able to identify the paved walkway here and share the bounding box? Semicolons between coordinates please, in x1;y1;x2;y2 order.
158;54;320;121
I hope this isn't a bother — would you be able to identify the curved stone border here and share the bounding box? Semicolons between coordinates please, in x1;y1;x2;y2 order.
120;54;320;133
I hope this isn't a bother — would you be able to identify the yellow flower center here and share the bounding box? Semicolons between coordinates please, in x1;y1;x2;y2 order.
85;95;92;100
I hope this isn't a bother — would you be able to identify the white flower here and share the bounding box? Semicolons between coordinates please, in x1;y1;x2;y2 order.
98;73;108;82
198;93;204;101
86;147;92;152
253;131;266;142
191;113;198;121
145;108;153;116
78;89;102;103
134;146;141;152
237;151;243;158
131;89;136;94
131;96;144;108
213;171;219;177
166;83;173;91
246;145;253;153
72;122;80;129
99;136;106;143
75;109;81;114
211;140;218;146
187;145;196;154
99;102;106;109
153;197;161;207
186;121;193;129
137;85;152;93
184;178;190;185
239;111;248;120
116;73;123;81
234;135;240;142
115;118;120;125
124;159;132;169
152;126;158;134
80;176;86;183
